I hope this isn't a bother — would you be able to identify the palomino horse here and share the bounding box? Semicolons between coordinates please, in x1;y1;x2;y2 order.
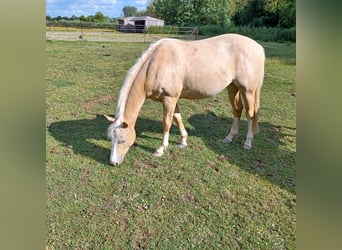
105;34;265;165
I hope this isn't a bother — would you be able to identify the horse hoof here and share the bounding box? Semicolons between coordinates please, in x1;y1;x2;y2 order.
243;144;252;150
152;151;164;157
177;143;187;149
222;137;232;143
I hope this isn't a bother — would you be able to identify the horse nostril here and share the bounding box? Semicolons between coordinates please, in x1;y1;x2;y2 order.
110;161;119;166
109;160;117;166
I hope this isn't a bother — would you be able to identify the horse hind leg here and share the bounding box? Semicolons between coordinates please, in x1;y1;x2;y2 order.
223;84;243;143
153;96;179;157
241;90;257;150
173;104;188;148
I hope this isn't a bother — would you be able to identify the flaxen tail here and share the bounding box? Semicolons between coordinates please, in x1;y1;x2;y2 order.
252;85;261;134
252;44;265;135
252;71;264;135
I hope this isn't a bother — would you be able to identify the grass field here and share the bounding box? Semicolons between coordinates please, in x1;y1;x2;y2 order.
46;36;296;249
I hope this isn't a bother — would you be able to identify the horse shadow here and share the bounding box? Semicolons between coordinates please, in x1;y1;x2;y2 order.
48;115;112;166
186;112;296;193
47;115;164;166
48;112;295;193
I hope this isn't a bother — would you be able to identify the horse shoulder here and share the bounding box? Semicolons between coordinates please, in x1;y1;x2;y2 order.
144;41;186;99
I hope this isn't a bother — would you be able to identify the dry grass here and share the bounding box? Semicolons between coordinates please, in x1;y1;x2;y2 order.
46;29;191;43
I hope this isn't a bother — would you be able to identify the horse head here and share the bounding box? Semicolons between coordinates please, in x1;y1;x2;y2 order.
105;115;136;166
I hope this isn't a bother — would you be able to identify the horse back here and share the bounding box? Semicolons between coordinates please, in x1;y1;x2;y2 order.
144;34;265;100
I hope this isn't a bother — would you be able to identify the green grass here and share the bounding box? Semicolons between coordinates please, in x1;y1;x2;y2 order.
46;38;296;249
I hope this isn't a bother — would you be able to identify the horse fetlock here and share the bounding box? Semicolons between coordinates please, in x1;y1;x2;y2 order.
243;143;252;150
152;151;164;157
222;133;237;143
177;136;188;148
222;137;232;143
177;142;187;149
243;137;253;149
153;146;166;157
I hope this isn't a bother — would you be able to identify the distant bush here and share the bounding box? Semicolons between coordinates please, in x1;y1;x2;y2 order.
197;25;232;36
198;25;296;42
147;25;296;42
146;26;179;34
277;27;296;42
46;21;117;30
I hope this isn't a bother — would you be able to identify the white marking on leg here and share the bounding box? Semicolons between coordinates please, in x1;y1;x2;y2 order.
153;145;165;157
178;129;188;148
162;131;169;148
178;136;188;148
223;117;240;143
153;132;169;157
243;118;254;149
174;113;188;148
173;113;181;120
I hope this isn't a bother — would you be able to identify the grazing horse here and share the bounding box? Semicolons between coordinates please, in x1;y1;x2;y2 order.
105;34;265;166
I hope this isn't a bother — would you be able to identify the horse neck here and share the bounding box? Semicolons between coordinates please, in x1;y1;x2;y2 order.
116;39;164;128
121;76;146;128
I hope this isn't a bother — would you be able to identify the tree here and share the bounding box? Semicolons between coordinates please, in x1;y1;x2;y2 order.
231;0;266;27
146;0;156;17
277;0;296;28
79;15;87;22
231;0;295;28
70;15;78;21
146;0;232;26
136;10;147;16
94;12;105;22
122;6;137;17
152;0;182;25
87;15;95;22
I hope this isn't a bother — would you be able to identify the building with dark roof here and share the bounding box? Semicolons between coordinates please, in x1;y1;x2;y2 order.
118;16;164;33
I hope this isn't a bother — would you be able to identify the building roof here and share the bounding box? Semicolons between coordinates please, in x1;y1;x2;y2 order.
118;16;135;21
119;16;164;22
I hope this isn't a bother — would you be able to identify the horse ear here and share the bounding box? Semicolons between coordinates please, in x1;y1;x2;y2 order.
122;121;129;129
104;115;116;122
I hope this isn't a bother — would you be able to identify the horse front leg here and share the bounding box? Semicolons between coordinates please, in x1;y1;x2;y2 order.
173;104;188;148
153;97;178;157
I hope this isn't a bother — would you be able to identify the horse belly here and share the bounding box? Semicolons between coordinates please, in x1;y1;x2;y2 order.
180;47;237;99
181;77;231;99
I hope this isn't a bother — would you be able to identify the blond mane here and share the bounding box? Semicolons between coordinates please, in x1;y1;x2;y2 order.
115;39;171;122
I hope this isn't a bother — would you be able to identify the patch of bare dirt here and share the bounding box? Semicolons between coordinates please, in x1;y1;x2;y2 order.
46;31;163;42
